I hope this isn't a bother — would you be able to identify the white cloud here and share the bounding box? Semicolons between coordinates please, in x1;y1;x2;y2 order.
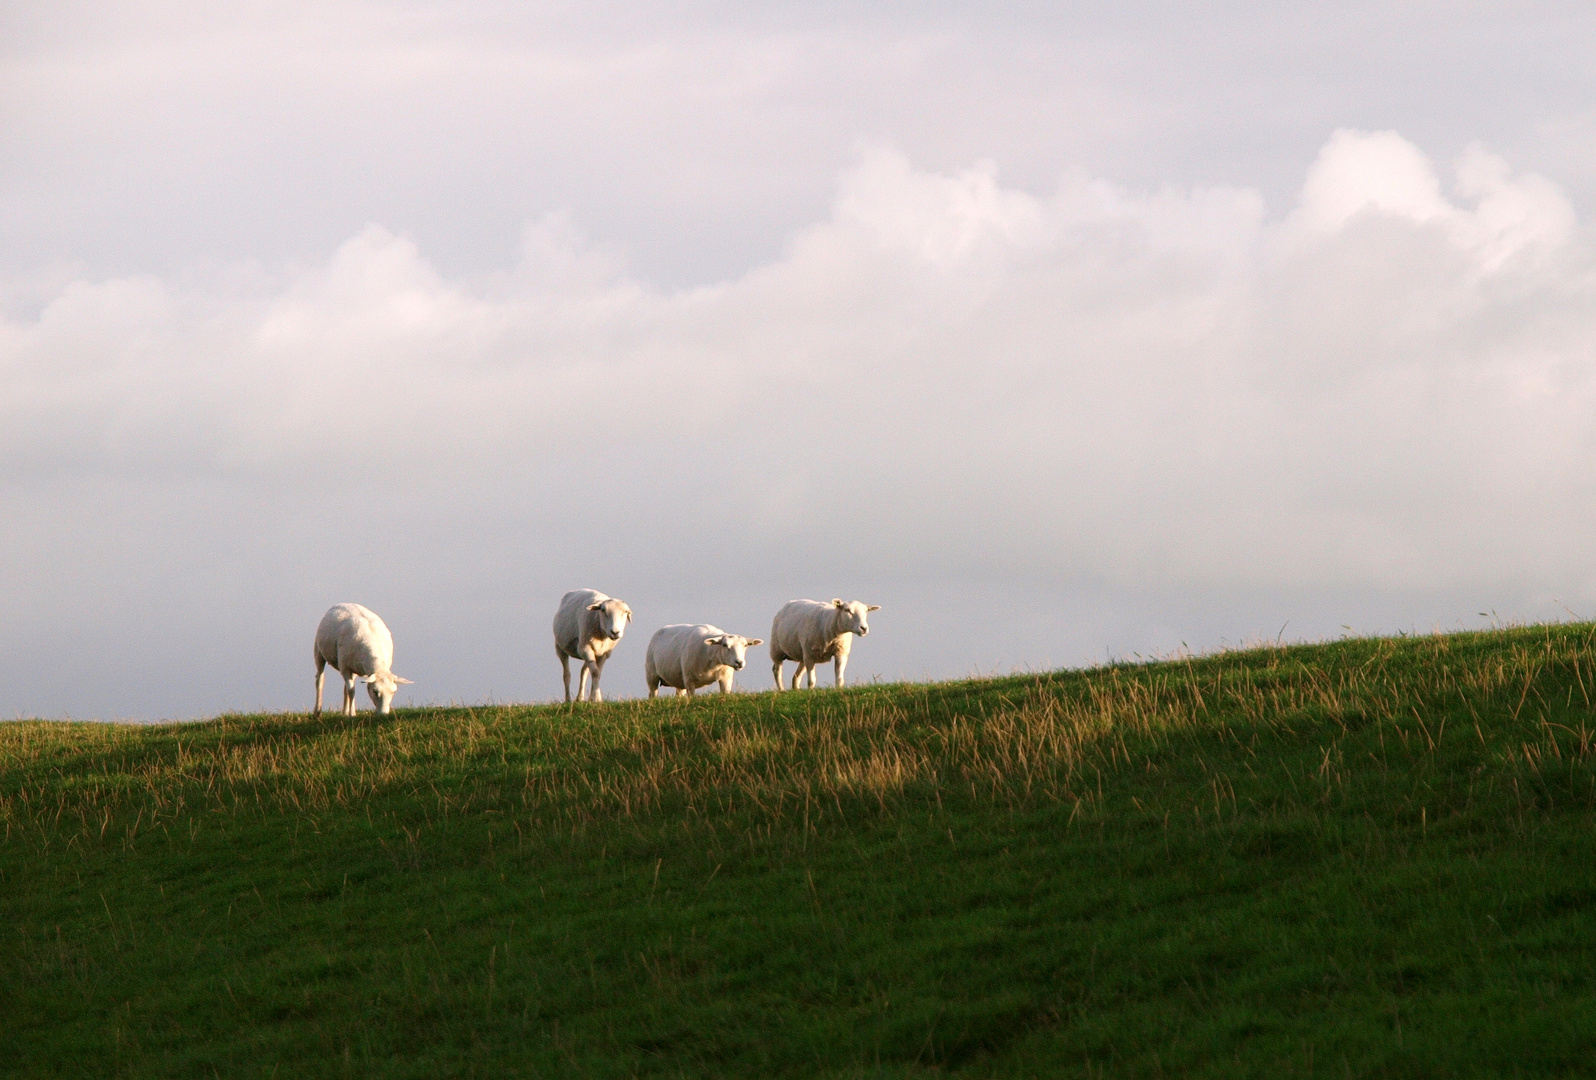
4;133;1596;717
1289;128;1577;270
1292;129;1453;232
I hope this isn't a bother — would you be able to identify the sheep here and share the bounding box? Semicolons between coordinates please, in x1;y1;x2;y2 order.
769;598;880;690
553;589;633;703
645;624;763;697
313;603;413;716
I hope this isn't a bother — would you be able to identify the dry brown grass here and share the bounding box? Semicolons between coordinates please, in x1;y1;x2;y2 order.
7;625;1596;848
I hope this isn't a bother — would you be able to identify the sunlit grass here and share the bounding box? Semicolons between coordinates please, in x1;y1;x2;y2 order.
5;625;1596;1076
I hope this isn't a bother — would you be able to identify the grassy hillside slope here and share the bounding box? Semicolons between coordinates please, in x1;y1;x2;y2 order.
4;626;1596;1077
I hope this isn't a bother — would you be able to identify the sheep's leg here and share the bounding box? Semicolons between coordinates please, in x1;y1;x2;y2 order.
314;655;326;717
558;649;572;703
647;677;660;699
772;659;786;691
835;653;848;689
589;655;608;703
577;660;593;702
343;672;358;716
718;673;734;694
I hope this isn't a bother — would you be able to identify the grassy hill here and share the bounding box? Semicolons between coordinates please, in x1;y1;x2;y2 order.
5;625;1596;1077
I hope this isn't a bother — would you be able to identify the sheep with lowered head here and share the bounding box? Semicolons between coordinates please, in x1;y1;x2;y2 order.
313;603;413;716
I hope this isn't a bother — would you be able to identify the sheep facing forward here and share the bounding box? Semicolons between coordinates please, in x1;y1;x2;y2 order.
770;598;880;690
553;589;633;702
645;624;763;697
313;603;413;716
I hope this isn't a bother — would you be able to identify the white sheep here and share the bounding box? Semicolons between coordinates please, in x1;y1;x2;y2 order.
313;603;413;716
645;624;763;697
553;589;633;702
769;598;880;690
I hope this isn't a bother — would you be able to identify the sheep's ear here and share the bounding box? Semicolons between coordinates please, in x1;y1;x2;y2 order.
832;598;845;607
747;638;764;647
394;676;414;685
705;635;725;645
624;608;633;622
587;602;604;611
867;605;881;612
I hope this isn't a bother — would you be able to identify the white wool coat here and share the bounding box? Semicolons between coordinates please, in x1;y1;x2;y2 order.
315;603;396;681
313;603;411;716
768;598;878;690
553;589;632;703
645;624;761;696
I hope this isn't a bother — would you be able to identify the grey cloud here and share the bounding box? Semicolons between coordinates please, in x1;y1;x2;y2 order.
6;3;1595;292
5;134;1596;717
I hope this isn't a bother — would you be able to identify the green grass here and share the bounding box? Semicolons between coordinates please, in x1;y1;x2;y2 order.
6;625;1596;1077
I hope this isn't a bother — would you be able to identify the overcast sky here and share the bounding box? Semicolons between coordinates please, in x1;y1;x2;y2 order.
6;2;1596;719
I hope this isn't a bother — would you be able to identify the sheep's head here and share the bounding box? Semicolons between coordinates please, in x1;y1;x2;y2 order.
705;634;763;671
365;671;414;713
832;598;881;636
587;598;633;641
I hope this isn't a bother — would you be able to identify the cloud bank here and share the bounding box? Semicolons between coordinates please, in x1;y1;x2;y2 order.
4;131;1594;717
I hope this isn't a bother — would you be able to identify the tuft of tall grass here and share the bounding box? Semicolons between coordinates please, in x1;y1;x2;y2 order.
6;625;1596;846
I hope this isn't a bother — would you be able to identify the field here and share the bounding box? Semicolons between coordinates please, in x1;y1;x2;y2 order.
5;625;1596;1077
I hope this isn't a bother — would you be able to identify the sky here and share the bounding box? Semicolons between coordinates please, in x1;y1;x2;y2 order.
5;2;1596;719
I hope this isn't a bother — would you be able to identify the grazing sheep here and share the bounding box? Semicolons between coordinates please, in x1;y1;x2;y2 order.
769;598;880;690
645;624;764;697
553;589;633;702
313;603;413;716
